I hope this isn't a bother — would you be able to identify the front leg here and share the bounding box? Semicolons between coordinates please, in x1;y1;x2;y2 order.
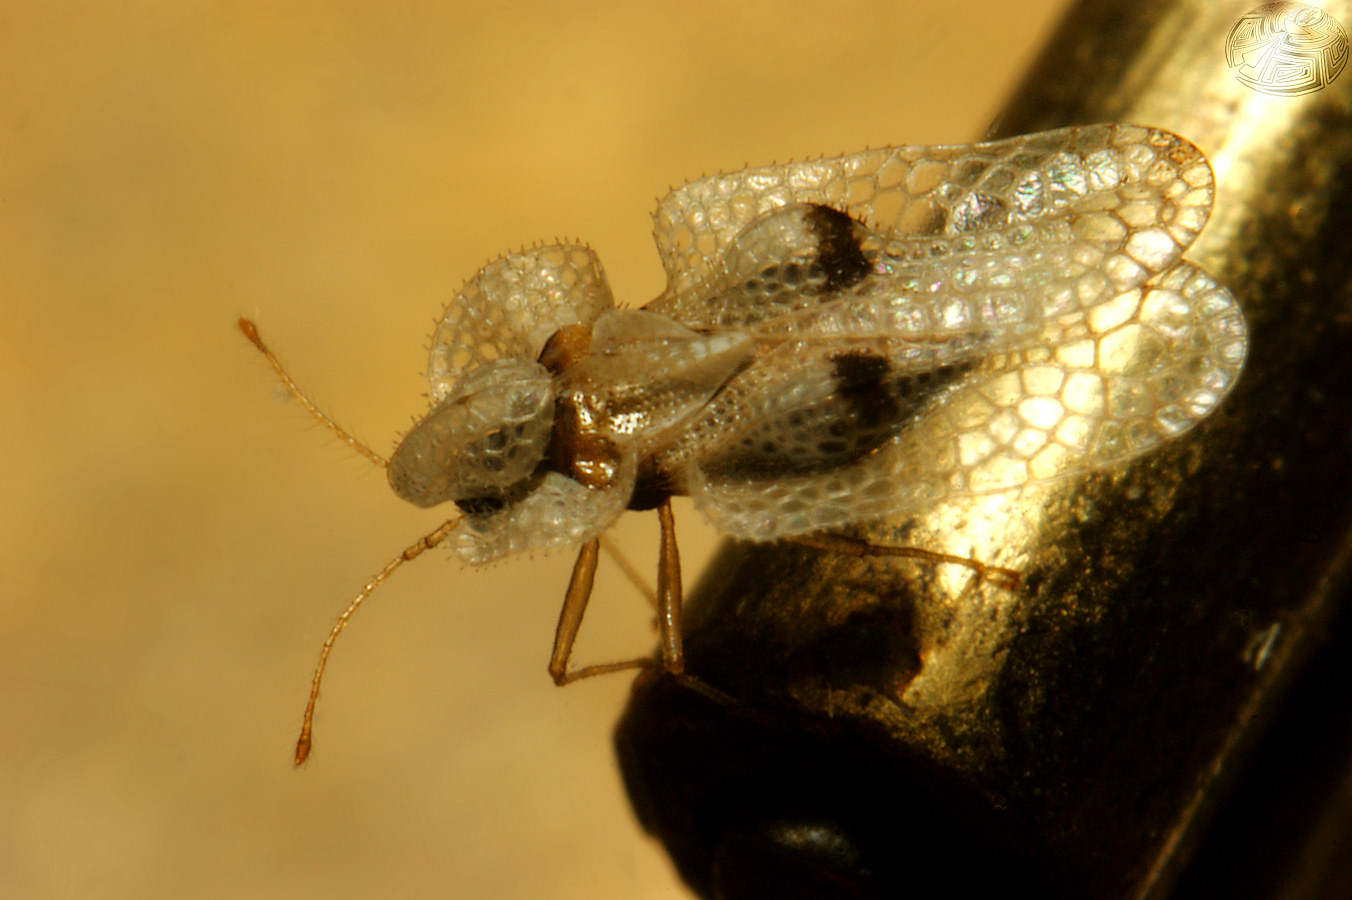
547;499;688;685
549;539;646;685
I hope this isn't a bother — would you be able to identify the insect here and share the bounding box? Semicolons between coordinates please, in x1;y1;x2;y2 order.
243;124;1247;763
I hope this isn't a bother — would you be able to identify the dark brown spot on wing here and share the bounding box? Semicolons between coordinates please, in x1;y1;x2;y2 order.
804;205;872;293
829;350;901;434
699;351;976;481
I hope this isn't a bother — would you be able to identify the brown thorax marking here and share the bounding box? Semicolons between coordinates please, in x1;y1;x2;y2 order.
537;323;593;375
539;324;628;493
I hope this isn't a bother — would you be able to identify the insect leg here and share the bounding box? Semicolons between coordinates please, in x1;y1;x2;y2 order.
294;516;461;764
238;317;389;468
787;532;1022;591
656;503;735;702
655;499;686;675
548;540;654;685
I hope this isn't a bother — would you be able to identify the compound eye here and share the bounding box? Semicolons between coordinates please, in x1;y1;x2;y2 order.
388;359;555;508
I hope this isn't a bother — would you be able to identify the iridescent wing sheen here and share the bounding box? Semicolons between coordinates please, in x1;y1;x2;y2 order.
685;260;1246;540
644;124;1218;333
428;242;614;400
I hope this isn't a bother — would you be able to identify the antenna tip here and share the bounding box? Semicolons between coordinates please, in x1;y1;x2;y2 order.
294;733;312;766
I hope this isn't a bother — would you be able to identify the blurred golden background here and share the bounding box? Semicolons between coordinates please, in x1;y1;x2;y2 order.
0;2;1067;897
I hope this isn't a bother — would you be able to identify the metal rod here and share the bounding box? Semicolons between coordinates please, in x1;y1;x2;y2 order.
615;1;1352;897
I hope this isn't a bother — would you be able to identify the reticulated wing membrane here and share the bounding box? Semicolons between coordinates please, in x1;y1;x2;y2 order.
681;336;977;540
446;459;637;565
688;261;1246;540
907;260;1246;497
645;125;1217;332
388;359;556;509
429;243;614;400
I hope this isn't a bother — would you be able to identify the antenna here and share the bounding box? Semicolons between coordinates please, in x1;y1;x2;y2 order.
238;317;389;468
242;317;463;762
293;518;461;764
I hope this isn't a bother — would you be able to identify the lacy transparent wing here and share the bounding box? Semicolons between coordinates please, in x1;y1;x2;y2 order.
687;260;1246;541
447;459;637;566
645;124;1217;332
428;242;614;400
